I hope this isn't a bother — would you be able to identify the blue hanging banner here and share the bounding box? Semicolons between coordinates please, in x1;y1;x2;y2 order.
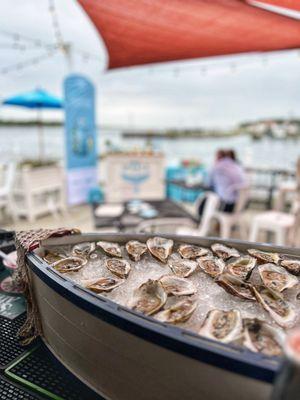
64;74;98;205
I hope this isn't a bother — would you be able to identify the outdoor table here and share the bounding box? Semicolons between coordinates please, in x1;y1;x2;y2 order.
246;167;295;209
93;199;197;231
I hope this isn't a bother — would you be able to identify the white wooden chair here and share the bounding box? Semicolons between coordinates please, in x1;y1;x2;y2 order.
176;192;220;237
211;185;250;239
11;165;66;222
0;163;16;219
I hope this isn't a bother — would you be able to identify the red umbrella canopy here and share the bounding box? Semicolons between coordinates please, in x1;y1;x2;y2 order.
78;0;300;69
259;0;300;11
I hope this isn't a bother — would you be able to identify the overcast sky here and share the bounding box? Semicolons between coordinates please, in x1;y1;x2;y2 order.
1;0;300;129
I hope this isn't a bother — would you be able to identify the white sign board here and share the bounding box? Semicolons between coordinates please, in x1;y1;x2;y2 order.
105;153;165;202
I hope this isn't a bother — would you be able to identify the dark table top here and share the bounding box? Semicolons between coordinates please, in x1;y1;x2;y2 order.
93;199;197;230
167;179;209;191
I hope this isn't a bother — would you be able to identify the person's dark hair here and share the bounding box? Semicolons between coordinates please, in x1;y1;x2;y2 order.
216;149;226;161
226;149;237;161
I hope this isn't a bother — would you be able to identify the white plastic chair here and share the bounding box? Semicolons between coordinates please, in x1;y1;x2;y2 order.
0;163;16;219
211;185;250;239
249;198;298;246
176;191;220;237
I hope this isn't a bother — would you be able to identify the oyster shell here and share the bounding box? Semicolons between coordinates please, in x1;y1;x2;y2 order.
216;273;255;301
125;240;147;261
258;264;298;293
155;297;197;324
130;279;167;315
248;249;280;265
243;318;284;357
211;243;240;260
146;237;174;263
197;256;225;278
72;242;96;257
178;244;209;259
43;251;64;264
252;286;297;328
84;277;124;293
281;259;300;276
51;256;87;273
226;256;256;280
159;275;196;296
199;309;243;344
105;258;131;278
168;258;198;278
97;241;122;258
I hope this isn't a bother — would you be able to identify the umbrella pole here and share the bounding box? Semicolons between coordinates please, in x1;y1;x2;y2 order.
37;108;44;160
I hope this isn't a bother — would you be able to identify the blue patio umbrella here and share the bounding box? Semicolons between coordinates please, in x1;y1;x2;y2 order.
2;88;63;159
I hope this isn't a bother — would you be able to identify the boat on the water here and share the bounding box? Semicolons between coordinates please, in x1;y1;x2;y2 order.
26;234;300;400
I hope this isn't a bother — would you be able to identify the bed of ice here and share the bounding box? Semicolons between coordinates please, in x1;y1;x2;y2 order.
41;241;300;338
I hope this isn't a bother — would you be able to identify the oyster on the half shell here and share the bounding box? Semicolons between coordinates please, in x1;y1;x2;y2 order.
248;249;280;265
146;237;174;263
258;264;298;293
243;318;284;357
125;240;147;261
84;277;124;293
168;258;198;278
216;273;255;301
97;241;122;258
155;297;197;324
105;258;131;278
211;243;240;260
159;275;196;296
199;309;243;344
72;242;96;257
197;256;225;278
51;256;87;273
178;244;209;260
43;251;64;264
281;259;300;276
252;286;297;328
129;279;167;315
226;256;256;280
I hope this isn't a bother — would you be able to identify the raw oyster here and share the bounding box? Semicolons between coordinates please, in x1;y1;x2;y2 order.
226;256;256;280
159;275;196;296
130;279;167;315
43;251;64;264
216;273;255;301
105;258;131;278
243;318;284;356
199;309;243;344
84;277;124;293
125;240;147;261
155;297;197;324
72;242;96;257
252;286;297;328
51;256;87;273
211;243;240;260
281;259;300;276
258;264;298;293
248;249;280;265
147;237;174;263
178;244;209;259
97;241;122;258
168;258;198;278
197;256;225;278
